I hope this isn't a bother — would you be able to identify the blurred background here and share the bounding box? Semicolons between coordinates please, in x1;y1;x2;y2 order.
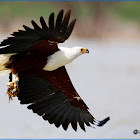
0;1;140;139
1;1;140;39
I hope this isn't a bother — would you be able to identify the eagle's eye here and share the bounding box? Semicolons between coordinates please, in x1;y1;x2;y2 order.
81;48;86;54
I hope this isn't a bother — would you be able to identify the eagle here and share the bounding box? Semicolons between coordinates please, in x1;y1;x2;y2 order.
0;9;109;131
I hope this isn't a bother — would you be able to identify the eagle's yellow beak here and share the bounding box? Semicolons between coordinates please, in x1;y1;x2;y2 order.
81;48;89;54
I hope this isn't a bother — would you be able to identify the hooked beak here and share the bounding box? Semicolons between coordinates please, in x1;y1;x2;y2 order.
85;49;89;53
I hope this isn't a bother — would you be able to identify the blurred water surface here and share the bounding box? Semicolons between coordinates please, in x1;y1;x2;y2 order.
0;36;140;139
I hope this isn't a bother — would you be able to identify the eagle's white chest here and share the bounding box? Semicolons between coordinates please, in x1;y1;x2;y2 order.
43;47;82;71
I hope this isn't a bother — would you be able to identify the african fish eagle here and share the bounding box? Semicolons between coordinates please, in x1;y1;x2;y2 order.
0;9;110;131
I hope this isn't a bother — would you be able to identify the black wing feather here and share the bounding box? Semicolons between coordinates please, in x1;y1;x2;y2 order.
82;112;91;127
23;25;34;31
31;20;42;31
17;70;109;131
49;13;54;29
97;117;110;127
64;19;76;40
55;9;63;30
61;10;71;34
70;110;77;131
61;106;73;130
44;104;64;124
78;112;86;131
0;9;76;54
40;16;48;30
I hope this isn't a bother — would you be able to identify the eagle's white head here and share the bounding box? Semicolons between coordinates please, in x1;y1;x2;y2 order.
43;46;89;71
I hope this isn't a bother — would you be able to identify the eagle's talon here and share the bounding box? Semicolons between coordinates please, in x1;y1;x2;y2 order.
6;90;13;102
7;81;14;86
6;80;19;101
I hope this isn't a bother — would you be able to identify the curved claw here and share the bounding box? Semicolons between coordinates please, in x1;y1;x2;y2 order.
6;81;19;102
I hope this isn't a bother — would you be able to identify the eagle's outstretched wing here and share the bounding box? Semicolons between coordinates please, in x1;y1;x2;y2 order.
17;66;109;131
0;9;76;54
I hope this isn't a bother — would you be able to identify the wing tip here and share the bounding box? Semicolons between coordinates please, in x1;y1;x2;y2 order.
60;9;64;13
67;9;71;15
40;16;43;20
97;116;110;127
